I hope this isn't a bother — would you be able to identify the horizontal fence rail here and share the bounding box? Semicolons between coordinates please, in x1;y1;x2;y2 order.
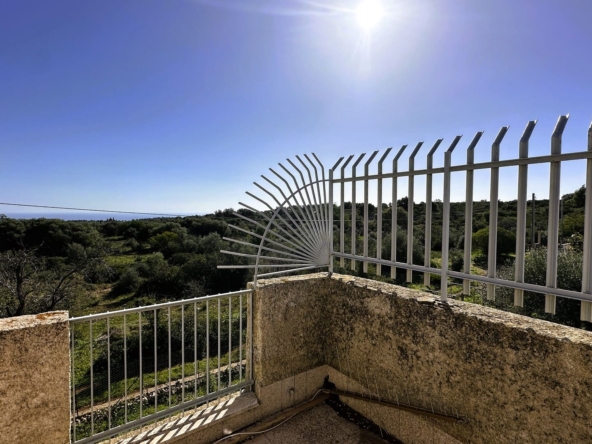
69;289;253;444
220;116;592;323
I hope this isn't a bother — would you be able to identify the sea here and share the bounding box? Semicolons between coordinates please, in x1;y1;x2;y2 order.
1;212;198;221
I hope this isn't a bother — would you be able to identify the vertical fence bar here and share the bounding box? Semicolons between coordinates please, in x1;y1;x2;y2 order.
71;324;76;441
376;148;392;276
217;298;221;390
228;296;232;387
194;302;197;399
329;158;344;273
182;304;185;403
441;136;462;300
206;300;210;395
154;308;157;413
391;145;407;279
248;290;253;386
407;142;424;282
90;320;94;435
124;314;127;423
340;156;354;268
515;121;537;306
107;318;111;430
487;127;509;300
424;139;443;287
239;294;243;382
139;312;142;418
168;307;171;408
546;115;569;314
582;122;592;322
363;151;379;273
462;132;484;296
351;154;366;271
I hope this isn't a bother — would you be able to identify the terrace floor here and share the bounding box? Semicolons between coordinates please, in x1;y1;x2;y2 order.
247;404;391;444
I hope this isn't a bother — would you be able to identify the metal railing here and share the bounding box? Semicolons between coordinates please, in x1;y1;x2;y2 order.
69;289;253;444
220;115;592;322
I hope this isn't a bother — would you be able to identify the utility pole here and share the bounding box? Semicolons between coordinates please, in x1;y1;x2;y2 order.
531;193;536;249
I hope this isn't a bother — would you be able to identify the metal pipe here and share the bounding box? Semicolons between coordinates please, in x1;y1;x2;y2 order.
441;136;462;301
329;157;344;272
391;145;407;279
351;153;366;271
582;122;592;321
340;155;354;268
69;290;253;323
376;148;392;276
546;115;569;314
407;142;424;282
515;121;537;306
363;151;379;273
463;132;484;296
487;127;509;300
424;139;443;287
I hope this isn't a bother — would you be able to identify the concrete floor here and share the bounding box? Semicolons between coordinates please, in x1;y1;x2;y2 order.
247;404;390;444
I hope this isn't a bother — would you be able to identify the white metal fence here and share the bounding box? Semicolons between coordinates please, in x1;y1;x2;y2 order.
221;115;592;322
69;289;252;444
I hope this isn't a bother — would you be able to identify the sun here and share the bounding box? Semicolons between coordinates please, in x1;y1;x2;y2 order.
356;1;384;31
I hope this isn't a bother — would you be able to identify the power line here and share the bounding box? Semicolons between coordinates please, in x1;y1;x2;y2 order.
0;202;187;218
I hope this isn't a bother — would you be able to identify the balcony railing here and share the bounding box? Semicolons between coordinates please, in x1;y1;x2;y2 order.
220;115;592;321
69;289;253;444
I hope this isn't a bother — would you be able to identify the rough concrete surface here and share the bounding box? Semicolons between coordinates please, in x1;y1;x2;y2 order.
0;311;70;444
248;404;389;444
251;273;592;444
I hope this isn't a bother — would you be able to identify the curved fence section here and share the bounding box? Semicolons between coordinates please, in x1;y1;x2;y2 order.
220;116;592;322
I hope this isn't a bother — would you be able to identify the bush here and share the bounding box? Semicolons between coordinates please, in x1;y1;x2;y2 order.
473;227;515;257
113;268;141;295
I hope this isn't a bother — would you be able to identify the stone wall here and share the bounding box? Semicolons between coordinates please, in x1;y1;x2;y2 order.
253;273;592;444
0;311;70;444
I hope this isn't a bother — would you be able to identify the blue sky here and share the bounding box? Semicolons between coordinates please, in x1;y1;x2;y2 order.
1;0;592;216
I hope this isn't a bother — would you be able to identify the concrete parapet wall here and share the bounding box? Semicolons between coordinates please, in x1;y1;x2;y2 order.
0;311;70;444
253;273;592;444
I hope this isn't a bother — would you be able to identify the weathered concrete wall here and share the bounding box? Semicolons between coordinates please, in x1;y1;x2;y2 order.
0;311;70;444
249;275;330;388
251;273;592;444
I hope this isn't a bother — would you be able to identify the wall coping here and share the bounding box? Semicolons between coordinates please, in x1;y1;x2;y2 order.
255;272;592;347
0;311;68;332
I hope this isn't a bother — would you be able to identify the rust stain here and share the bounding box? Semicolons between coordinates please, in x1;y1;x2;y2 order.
35;313;57;321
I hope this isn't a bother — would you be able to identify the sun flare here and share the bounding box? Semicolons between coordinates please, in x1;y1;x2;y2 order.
356;1;384;30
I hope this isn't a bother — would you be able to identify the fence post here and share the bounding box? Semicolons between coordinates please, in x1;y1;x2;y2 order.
407;142;424;283
441;137;461;301
329;157;344;273
391;145;408;279
339;156;354;269
351;153;366;271
376;148;393;276
462;132;484;297
514;121;537;307
363;151;379;273
424;139;443;287
487;127;509;301
582;122;592;321
545;115;569;314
